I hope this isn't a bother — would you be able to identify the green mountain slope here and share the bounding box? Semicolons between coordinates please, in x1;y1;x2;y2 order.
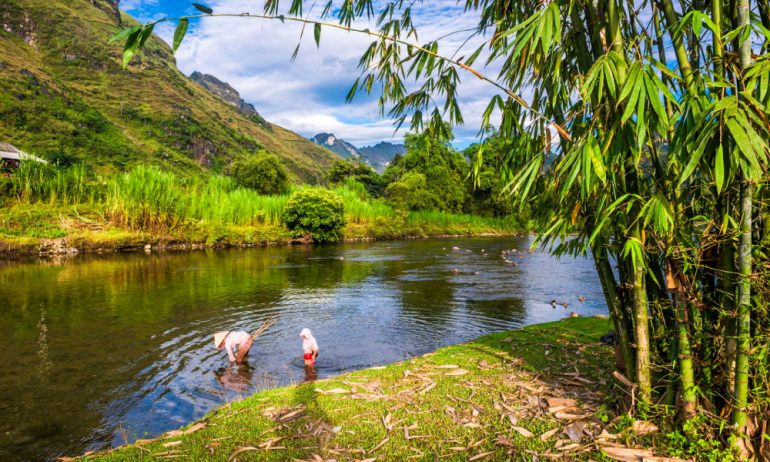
0;0;338;182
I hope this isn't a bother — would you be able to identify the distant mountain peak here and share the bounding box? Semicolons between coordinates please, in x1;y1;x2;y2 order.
189;71;267;126
310;133;405;172
310;133;361;159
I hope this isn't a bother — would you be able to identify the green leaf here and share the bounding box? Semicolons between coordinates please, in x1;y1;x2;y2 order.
314;23;321;48
109;26;140;44
192;3;213;14
173;18;189;52
714;144;725;193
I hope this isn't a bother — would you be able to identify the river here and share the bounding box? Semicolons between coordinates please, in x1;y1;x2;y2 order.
0;236;607;461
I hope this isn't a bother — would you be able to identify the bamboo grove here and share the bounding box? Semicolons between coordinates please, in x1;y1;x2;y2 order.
117;0;770;456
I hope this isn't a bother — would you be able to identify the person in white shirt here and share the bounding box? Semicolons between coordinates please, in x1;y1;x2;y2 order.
300;328;319;367
213;330;253;364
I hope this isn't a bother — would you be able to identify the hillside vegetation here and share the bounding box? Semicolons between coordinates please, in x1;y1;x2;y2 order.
0;0;338;181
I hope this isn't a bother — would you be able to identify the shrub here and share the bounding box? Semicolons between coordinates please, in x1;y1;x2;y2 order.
230;151;289;195
281;189;346;243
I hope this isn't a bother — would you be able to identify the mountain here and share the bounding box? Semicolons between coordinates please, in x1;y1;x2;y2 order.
310;133;361;159
0;0;338;182
189;71;268;127
359;141;405;171
310;133;405;172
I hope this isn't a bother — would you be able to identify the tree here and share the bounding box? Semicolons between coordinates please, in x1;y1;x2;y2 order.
116;0;770;452
383;127;467;213
384;171;432;211
229;151;289;195
463;136;516;218
325;159;382;196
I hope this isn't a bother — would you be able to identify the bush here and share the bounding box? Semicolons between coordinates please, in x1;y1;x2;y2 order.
281;189;346;243
230;151;289;195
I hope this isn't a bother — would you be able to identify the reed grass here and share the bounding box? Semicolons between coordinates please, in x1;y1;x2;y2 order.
8;161;95;204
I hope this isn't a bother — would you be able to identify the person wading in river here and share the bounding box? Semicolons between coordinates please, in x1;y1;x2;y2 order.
214;330;253;364
213;318;275;364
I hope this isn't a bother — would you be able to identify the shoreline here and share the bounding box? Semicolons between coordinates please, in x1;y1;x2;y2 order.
75;317;680;462
0;230;522;259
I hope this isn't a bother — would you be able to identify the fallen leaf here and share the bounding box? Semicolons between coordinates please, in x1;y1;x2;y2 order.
445;369;470;376
469;451;494;460
564;421;586;442
540;428;560;441
511;426;534;437
601;446;654;462
164;422;206;438
368;437;389;453
315;388;350;394
228;446;259;461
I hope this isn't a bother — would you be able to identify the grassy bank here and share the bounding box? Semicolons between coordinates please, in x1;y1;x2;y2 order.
0;166;523;255
74;317;713;462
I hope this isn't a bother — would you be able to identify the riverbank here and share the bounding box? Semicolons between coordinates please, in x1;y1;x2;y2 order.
0;201;521;256
72;317;696;462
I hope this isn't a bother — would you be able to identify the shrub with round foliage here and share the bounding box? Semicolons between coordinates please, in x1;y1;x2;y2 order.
281;189;346;243
230;151;289;195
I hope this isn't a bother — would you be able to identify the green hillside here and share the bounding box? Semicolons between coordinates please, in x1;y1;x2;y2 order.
0;0;338;182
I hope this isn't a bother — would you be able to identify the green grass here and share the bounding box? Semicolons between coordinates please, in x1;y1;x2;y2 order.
1;165;522;254
80;317;673;461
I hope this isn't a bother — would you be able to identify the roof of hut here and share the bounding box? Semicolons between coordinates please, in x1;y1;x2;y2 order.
0;143;47;163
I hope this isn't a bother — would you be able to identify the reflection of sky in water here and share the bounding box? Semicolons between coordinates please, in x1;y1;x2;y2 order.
0;237;607;461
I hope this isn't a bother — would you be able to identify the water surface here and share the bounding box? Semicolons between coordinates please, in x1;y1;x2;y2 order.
0;237;606;460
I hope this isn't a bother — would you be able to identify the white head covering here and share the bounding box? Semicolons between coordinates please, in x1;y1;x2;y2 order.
300;328;312;339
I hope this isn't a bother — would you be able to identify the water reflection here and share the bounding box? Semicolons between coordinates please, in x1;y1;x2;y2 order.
0;237;607;461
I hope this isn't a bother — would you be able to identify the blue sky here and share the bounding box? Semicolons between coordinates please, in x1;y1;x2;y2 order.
121;1;496;148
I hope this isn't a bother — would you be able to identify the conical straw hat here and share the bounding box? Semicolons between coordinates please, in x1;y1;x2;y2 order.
213;331;229;348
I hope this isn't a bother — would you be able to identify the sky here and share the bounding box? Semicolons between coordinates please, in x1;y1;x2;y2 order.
121;0;499;148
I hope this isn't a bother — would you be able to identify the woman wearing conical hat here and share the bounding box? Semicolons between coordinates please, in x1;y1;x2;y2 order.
213;330;253;364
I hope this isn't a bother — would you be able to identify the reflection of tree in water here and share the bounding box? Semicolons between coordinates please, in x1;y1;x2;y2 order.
37;307;52;380
463;298;527;326
396;279;457;327
283;247;380;289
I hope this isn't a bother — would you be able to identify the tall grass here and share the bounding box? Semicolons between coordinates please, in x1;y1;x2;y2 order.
331;178;395;224
4;164;521;237
106;166;290;230
8;161;95;204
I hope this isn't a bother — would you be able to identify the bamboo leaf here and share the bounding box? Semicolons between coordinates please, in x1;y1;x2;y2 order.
173;18;189;52
192;3;213;14
314;23;322;47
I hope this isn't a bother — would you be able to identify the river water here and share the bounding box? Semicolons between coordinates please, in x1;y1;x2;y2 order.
0;236;606;461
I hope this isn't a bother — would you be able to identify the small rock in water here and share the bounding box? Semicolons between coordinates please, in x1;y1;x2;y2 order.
338;256;344;260
452;268;460;274
452;246;460;251
569;312;579;318
578;296;586;302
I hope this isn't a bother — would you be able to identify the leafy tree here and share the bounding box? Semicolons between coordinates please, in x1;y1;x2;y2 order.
281;189;345;243
229;151;289;195
117;0;770;452
463;136;515;218
383;127;467;212
325;159;383;196
384;171;433;211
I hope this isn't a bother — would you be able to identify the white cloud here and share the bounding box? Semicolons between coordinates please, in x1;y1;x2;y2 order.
137;0;504;147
